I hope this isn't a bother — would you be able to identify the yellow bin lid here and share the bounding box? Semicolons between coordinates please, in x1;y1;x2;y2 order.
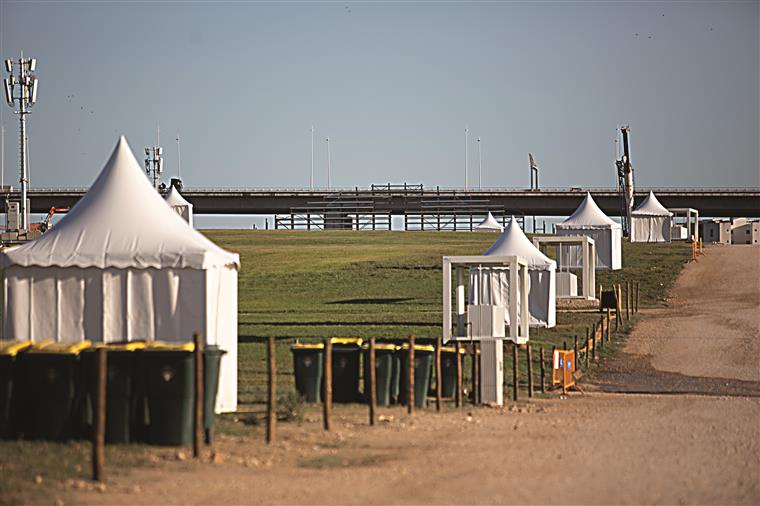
89;341;147;351
291;342;325;350
361;342;398;351
330;337;363;346
144;341;195;352
400;343;435;352
0;341;33;356
29;340;92;355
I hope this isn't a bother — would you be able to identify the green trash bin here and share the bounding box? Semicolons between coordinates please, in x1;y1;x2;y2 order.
291;343;324;403
17;341;91;440
398;344;434;408
331;338;362;403
203;345;226;434
440;346;465;399
82;342;145;444
142;342;195;446
362;343;396;406
0;341;33;438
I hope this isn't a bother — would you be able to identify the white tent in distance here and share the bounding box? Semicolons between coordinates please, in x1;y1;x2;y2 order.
556;193;622;270
631;191;673;243
469;216;556;328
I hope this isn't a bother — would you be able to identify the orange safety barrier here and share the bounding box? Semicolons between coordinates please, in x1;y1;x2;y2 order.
551;349;576;393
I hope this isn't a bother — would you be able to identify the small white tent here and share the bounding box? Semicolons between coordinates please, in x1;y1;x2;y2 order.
469;217;556;328
475;212;503;232
556;193;622;270
0;136;240;412
631;191;672;243
165;186;194;227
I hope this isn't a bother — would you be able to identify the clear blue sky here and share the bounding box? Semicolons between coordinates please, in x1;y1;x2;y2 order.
1;1;758;191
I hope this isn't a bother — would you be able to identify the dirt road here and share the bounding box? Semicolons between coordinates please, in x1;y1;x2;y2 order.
65;245;760;505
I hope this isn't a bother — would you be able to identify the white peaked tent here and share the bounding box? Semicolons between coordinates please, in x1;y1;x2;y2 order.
631;191;672;243
165;186;194;227
556;193;622;270
475;212;503;232
469;217;556;327
0;136;240;412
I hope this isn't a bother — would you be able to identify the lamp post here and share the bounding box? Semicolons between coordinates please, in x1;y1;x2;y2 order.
326;136;331;189
3;55;39;231
477;136;482;189
464;126;468;190
310;126;315;190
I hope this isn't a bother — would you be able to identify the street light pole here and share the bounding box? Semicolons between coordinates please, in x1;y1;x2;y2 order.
464;126;468;190
326;137;331;189
477;136;482;189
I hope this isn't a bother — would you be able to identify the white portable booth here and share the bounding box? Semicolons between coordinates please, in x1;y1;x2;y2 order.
475;212;503;232
556;193;622;270
532;236;596;300
0;136;240;412
164;186;194;227
631;191;672;243
443;254;529;406
669;207;699;242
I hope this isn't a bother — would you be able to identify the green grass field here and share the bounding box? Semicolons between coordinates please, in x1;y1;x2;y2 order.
205;230;691;406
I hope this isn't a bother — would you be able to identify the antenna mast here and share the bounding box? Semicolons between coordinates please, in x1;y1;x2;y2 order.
3;54;39;231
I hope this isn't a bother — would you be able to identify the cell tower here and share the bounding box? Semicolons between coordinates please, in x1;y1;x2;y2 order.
3;55;39;230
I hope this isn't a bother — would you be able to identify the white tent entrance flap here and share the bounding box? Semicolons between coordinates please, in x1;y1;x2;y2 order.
0;136;240;413
631;191;672;243
556;193;622;270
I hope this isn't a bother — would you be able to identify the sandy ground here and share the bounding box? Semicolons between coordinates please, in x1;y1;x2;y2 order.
62;244;760;505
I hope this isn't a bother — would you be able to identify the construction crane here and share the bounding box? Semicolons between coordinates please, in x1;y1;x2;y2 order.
528;153;539;190
31;206;69;233
615;126;635;237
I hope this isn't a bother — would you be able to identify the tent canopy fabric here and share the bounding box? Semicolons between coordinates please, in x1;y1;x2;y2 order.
485;217;555;269
476;212;503;231
165;186;192;207
632;191;673;216
556;193;621;230
0;137;237;271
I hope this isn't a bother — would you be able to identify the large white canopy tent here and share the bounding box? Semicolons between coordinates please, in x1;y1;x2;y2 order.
164;186;194;227
631;191;672;243
469;217;556;328
475;212;503;232
0;136;240;412
556;193;622;270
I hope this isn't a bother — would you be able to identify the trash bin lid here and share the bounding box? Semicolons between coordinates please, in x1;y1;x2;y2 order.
330;337;363;346
0;340;33;356
361;343;398;351
28;340;92;355
89;341;147;351
440;346;467;354
291;342;324;350
143;341;195;352
400;344;435;352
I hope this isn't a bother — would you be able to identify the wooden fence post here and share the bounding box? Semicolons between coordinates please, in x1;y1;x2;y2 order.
526;343;533;398
539;346;546;393
626;281;631;321
606;308;611;341
369;337;377;425
592;324;597;361
455;341;462;408
472;343;480;405
193;333;204;459
512;344;519;402
573;336;578;371
636;282;640;313
408;335;415;415
601;316;606;347
435;337;442;412
323;338;333;430
92;348;106;482
266;336;276;444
